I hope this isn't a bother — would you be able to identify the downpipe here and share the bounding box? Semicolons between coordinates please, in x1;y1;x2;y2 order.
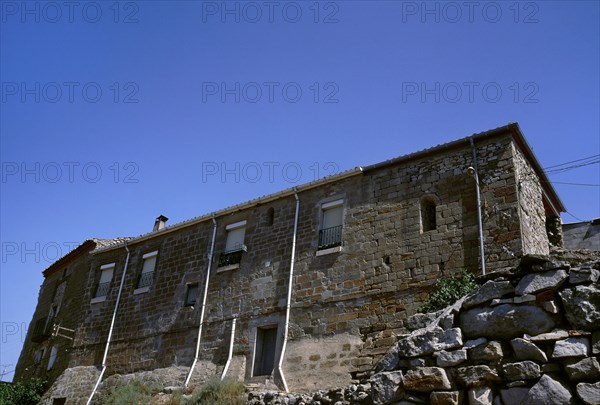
86;244;131;405
470;137;486;275
185;216;218;387
220;318;237;380
276;192;300;393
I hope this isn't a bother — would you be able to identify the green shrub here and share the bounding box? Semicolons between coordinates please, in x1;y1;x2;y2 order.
0;378;46;405
419;269;478;313
185;377;245;405
105;380;162;405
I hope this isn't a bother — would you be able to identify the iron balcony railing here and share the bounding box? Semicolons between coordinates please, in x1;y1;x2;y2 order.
94;281;111;298
318;225;343;250
31;317;51;343
217;245;247;268
137;271;154;289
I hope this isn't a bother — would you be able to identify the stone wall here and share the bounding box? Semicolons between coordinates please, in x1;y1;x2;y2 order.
513;142;551;256
244;253;600;405
25;129;562;401
367;254;600;405
15;245;92;386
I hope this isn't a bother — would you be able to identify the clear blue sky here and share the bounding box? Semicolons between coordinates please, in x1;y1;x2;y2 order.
1;1;598;381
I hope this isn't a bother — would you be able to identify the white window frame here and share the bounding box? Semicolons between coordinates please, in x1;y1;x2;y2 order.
317;199;344;255
134;251;158;294
91;263;115;303
218;221;247;272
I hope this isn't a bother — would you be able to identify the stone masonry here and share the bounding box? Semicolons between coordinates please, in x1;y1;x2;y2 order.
15;123;567;403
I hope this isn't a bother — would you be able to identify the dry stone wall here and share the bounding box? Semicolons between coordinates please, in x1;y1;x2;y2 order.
247;253;600;405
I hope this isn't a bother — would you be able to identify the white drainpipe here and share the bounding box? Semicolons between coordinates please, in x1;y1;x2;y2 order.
470;137;486;275
86;244;131;405
276;192;300;393
185;216;218;387
220;318;237;380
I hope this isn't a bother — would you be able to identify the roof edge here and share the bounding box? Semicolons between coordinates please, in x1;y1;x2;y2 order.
92;167;364;254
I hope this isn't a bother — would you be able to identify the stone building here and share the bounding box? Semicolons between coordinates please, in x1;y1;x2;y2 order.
14;123;565;401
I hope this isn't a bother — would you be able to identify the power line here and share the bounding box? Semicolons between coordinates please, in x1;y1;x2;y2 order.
565;211;586;222
545;159;600;175
551;181;600;187
543;154;600;170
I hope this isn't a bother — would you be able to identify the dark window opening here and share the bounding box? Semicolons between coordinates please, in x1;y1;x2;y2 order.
217;248;245;267
31;317;50;342
421;198;437;232
266;207;275;226
253;327;277;377
185;283;199;306
52;398;67;405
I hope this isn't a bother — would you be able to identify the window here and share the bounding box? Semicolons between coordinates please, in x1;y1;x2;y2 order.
266;207;275;226
185;283;199;306
47;346;58;370
137;251;158;290
253;326;278;377
218;221;247;269
52;399;67;405
31;317;50;342
94;263;114;299
421;197;437;232
318;199;344;250
46;305;58;331
34;348;45;364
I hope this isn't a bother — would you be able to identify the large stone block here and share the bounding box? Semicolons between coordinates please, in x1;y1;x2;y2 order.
460;304;556;340
552;337;590;359
396;327;462;358
502;361;540;380
559;285;600;330
456;365;501;388
370;371;404;405
403;367;451;392
564;357;600;381
510;338;547;362
521;375;575;405
514;270;568;295
434;349;467;367
576;382;600;405
430;391;462;405
463;280;514;309
470;341;503;364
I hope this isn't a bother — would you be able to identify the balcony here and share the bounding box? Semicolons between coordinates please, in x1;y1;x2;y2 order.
94;282;110;298
137;271;154;289
318;225;343;250
31;317;51;343
217;245;247;270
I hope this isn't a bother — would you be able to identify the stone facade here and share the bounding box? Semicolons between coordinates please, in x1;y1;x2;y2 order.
15;241;99;385
14;124;566;403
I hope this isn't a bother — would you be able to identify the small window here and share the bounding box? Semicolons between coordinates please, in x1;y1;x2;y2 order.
218;221;247;268
185;283;199;306
253;326;278;377
95;263;115;298
137;251;158;289
34;348;45;364
46;305;58;331
421;197;437;232
52;398;67;405
266;207;275;226
47;346;58;370
318;199;344;250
